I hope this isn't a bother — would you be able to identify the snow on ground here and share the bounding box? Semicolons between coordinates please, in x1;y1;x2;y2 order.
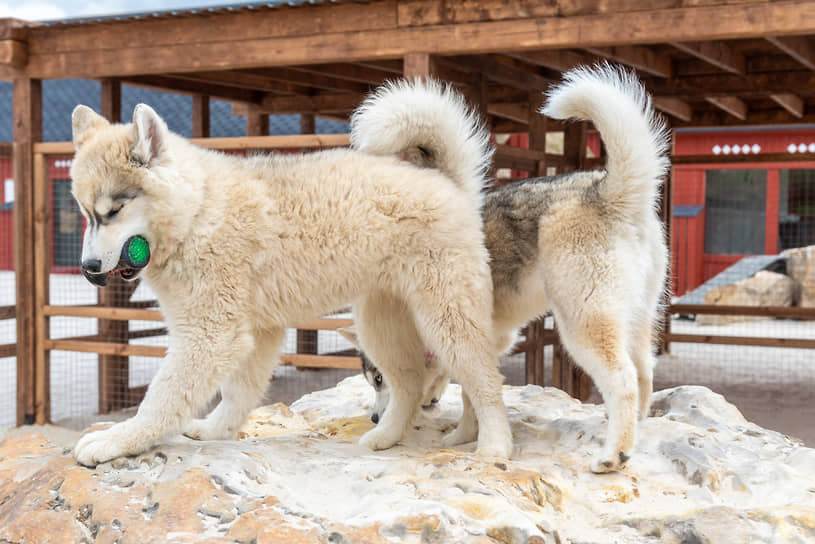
1;271;814;445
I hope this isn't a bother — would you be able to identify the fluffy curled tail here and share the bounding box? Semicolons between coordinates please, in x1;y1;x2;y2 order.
541;63;670;218
350;78;493;208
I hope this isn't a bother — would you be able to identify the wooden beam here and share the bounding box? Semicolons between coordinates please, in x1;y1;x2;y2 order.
192;94;210;138
644;69;815;99
766;35;815;70
0;39;26;69
705;96;748;120
122;75;262;104
0;305;14;320
258;92;361;114
585;45;672;77
506;49;597;72
770;93;804;118
488;102;529;124
25;1;815;79
654;96;692;122
670;41;745;75
250;67;369;94
13;77;41;425
446;55;551;91
294;63;391;85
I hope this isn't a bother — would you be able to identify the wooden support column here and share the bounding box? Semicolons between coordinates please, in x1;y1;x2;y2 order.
403;52;436;79
13;78;42;425
658;130;675;355
300;113;315;135
33;151;50;423
523;93;549;386
246;108;269;137
192;94;210;138
295;112;319;359
552;121;593;401
98;78;139;413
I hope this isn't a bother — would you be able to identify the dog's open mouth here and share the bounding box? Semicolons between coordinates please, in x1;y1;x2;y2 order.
117;267;139;281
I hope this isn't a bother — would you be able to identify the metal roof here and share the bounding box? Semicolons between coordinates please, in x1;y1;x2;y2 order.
30;0;371;27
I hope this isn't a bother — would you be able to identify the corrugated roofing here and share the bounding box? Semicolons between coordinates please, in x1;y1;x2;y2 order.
28;0;373;27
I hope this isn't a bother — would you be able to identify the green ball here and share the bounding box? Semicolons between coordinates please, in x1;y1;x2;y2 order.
127;236;150;266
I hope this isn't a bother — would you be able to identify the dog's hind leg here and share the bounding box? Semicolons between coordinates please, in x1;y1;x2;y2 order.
184;328;285;441
629;319;657;420
355;293;427;451
555;312;639;473
408;285;512;458
441;391;478;447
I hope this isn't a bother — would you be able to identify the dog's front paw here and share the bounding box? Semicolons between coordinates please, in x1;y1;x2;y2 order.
73;420;148;467
183;417;234;441
358;425;402;451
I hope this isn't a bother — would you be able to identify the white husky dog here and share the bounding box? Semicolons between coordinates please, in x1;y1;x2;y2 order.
70;79;513;466
344;64;670;473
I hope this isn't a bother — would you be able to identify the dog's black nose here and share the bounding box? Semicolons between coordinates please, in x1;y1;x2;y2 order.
371;413;379;424
81;259;103;273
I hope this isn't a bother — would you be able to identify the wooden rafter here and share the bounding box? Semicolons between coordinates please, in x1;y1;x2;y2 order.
770;93;805;118
670;41;746;74
506;49;597;73
445;55;550;91
766;35;815;70
585;45;672;78
643;70;815;98
653;97;693;122
705;96;748;120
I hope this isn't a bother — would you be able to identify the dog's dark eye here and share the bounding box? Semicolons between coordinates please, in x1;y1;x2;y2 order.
374;374;383;386
106;206;122;220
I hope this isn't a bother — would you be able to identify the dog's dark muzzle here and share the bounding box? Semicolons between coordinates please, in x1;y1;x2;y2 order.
82;268;110;287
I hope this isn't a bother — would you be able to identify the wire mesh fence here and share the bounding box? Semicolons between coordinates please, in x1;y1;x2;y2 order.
667;163;815;444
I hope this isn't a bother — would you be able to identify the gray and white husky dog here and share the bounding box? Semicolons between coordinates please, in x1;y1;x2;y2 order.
342;64;670;473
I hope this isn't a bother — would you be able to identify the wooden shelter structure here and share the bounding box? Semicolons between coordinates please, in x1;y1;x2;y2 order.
4;0;815;425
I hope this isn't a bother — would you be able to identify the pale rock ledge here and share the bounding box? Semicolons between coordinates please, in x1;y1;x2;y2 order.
0;376;814;543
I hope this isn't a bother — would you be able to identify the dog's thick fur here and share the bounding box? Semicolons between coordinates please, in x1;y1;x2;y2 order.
70;79;513;466
347;65;670;473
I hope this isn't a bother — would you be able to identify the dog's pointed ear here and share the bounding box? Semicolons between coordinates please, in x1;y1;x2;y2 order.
336;326;360;349
72;105;109;150
131;104;169;168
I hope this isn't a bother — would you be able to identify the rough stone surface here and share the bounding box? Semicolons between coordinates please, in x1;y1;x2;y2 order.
784;245;815;309
698;270;798;325
1;377;814;543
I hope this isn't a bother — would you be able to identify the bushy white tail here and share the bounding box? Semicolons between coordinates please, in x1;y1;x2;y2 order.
542;63;670;218
350;78;493;208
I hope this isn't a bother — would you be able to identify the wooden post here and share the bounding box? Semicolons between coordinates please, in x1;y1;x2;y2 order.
295;112;319;358
13;78;42;425
98;78;138;413
192;94;210;138
300;113;315;135
403;52;435;79
33;152;50;423
658;130;675;355
246;108;269;137
523;93;548;385
525;319;546;385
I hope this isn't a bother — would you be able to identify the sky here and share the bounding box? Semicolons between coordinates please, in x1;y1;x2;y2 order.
0;0;247;21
